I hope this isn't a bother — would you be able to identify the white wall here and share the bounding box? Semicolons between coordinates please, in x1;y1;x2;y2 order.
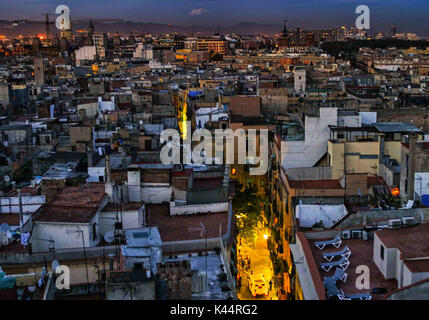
294;69;306;92
373;233;398;280
141;186;172;204
87;166;105;182
196;107;228;129
0;195;45;214
281;108;338;169
75;46;96;62
32;213;100;252
98;96;115;112
415;172;429;197
402;262;429;287
170;201;228;216
99;208;144;235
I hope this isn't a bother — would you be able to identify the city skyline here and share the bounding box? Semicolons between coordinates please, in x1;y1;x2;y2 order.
0;0;428;37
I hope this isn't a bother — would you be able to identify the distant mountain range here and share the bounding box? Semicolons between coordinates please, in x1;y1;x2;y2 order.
0;19;284;37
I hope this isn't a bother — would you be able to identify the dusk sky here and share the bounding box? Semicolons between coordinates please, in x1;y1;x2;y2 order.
0;0;428;36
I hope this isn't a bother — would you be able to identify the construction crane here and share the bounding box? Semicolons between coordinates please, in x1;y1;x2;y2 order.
11;13;55;38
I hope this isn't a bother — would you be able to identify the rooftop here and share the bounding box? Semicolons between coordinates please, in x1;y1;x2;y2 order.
146;204;229;242
307;235;397;300
375;223;429;259
35;183;106;223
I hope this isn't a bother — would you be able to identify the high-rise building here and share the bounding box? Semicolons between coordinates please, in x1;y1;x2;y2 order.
93;33;108;58
196;38;227;55
34;57;44;87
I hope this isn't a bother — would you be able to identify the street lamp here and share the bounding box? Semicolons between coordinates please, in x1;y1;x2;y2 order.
263;234;269;240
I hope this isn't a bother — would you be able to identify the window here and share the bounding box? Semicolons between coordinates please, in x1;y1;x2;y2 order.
380;244;384;260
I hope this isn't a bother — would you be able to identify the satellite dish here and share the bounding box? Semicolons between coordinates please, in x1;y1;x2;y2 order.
0;223;10;232
104;231;115;243
3;175;9;183
3;141;8;147
51;260;60;271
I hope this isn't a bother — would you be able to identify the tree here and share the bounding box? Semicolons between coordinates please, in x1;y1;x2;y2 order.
233;185;264;244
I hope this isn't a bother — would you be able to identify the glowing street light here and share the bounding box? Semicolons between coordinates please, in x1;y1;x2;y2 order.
263;234;269;240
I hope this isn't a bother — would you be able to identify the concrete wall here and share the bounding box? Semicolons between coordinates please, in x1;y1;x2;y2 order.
32;213;100;252
373;233;398;280
0;195;45;214
336;208;429;229
289;238;320;300
75;46;96;62
142;186;172;204
106;281;155;300
387;280;429;300
87;166;105;182
282;108;337;170
170;201;228;216
99;208;144;235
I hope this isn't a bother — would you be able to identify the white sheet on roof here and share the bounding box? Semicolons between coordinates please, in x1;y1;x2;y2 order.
296;204;348;229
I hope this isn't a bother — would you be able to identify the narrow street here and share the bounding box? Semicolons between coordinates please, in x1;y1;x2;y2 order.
236;224;278;300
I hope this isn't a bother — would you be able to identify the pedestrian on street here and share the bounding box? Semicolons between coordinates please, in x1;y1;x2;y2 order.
269;280;273;291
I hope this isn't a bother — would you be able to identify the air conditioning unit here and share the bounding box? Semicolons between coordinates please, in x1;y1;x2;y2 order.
401;217;417;226
388;219;402;229
342;230;351;239
362;230;369;240
351;230;362;239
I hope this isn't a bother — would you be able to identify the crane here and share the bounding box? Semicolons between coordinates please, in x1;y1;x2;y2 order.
12;13;55;39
